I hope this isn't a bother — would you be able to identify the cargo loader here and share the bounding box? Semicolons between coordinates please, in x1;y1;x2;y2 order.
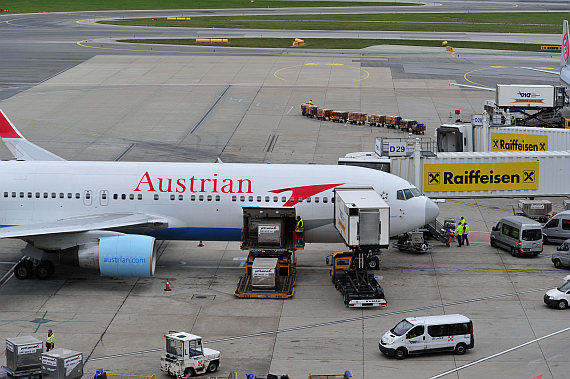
234;207;303;299
328;187;390;307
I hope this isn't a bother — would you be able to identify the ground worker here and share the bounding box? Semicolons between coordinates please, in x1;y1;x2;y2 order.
296;216;304;247
296;216;304;229
46;329;54;351
454;223;464;247
462;221;470;246
308;99;313;105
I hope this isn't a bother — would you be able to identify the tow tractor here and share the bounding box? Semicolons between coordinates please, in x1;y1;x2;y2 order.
328;187;390;307
160;332;220;377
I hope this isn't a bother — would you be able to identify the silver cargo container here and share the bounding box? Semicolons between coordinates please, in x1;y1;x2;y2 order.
251;258;279;290
41;348;83;379
257;219;284;246
518;199;552;221
5;336;43;372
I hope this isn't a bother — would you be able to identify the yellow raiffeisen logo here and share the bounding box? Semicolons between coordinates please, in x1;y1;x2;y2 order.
424;162;539;192
491;133;548;152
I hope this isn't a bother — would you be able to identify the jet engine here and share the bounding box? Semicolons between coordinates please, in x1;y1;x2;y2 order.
60;234;156;277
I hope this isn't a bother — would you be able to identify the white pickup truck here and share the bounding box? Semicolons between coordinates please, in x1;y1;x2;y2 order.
160;332;220;377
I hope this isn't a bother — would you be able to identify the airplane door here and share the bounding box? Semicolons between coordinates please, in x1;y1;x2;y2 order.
100;190;109;206
84;190;92;206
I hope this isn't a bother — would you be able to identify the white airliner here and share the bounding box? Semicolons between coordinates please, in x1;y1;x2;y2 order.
0;109;439;280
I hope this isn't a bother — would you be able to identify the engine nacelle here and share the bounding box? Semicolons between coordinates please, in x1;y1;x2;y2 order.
60;235;156;277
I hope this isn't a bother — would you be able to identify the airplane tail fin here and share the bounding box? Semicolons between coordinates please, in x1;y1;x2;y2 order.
0;109;65;161
562;20;569;68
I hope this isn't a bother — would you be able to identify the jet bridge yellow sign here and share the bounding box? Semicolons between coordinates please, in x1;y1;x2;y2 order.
491;133;548;152
424;162;539;192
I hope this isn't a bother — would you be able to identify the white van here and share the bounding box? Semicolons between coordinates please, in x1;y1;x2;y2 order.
544;275;570;310
542;210;570;244
379;314;474;359
490;216;543;256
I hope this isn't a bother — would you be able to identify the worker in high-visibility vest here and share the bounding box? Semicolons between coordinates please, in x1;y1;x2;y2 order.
308;100;313;105
462;221;470;246
296;216;304;229
454;223;464;247
46;330;54;351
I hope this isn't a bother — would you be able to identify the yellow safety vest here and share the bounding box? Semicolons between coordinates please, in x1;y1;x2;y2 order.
297;218;304;228
47;334;54;343
454;224;464;236
464;224;469;234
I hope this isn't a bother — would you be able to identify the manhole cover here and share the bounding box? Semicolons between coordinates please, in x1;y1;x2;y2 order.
191;295;215;300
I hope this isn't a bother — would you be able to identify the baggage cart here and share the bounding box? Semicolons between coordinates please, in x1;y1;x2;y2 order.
331;111;349;122
301;104;317;118
411;122;426;135
392;231;433;254
385;116;401;129
348;112;367;125
316;108;332;121
308;371;353;379
367;114;384;127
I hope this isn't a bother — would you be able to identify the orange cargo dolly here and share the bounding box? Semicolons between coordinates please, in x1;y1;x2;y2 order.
348;112;367;125
331;111;349;122
317;108;332;120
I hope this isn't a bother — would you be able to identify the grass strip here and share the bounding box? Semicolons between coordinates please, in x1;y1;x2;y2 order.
117;38;557;52
102;12;569;34
0;1;419;14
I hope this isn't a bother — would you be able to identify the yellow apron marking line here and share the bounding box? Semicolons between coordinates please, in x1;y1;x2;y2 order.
273;62;369;86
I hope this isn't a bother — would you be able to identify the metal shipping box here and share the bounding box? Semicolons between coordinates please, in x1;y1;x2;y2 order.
5;336;43;372
41;348;83;379
495;84;560;108
251;258;280;290
518;199;552;217
257;218;284;246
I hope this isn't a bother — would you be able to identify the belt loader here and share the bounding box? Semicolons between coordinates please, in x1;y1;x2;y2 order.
328;187;389;307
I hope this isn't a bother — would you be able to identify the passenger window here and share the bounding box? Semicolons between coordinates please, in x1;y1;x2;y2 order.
20;192;24;198
76;193;80;199
298;197;303;202
35;192;40;198
428;324;449;337
315;197;320;203
138;194;142;200
240;196;245;202
51;193;56;199
130;194;135;200
43;193;48;198
282;196;286;202
323;197;328;203
113;194;118;200
249;196;253;202
12;192;16;198
563;220;570;230
257;196;261;202
502;224;511;236
544;218;559;228
403;189;413;200
407;325;424;339
102;193;107;200
3;192;7;198
273;196;278;202
59;193;64;199
449;323;469;335
331;197;334;203
68;193;72;199
121;194;126;200
307;197;311;203
199;195;204;201
154;194;159;200
85;192;90;199
265;196;270;202
232;195;237;202
207;195;212;201
179;195;183;201
170;195;175;201
511;228;520;239
397;190;405;200
27;192;32;198
191;195;196;201
215;195;220;201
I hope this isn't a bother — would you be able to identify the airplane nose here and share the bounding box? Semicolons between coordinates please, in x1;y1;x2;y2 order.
424;198;440;224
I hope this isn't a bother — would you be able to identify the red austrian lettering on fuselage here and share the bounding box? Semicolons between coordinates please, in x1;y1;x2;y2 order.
269;183;344;207
134;171;253;193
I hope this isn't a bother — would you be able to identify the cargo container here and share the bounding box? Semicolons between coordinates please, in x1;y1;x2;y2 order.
316;108;332;120
257;219;284;246
331;111;349;122
517;200;552;222
385;116;400;129
367;114;384;127
348;112;367;125
5;336;43;374
41;349;83;379
251;257;280;290
496;85;565;108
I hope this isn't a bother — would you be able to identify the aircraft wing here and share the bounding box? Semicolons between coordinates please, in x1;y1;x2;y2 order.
0;213;169;239
0;109;66;161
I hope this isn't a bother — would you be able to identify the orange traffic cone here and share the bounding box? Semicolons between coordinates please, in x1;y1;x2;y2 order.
449;112;452;118
198;240;204;247
164;279;171;291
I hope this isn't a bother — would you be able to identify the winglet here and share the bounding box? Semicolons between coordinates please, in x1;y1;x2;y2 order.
0;109;66;161
562;20;569;68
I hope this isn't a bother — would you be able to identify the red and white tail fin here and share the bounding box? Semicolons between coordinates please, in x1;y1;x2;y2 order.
0;109;65;161
562;20;569;68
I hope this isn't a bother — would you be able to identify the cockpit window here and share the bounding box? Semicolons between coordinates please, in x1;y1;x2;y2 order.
410;188;421;197
397;190;405;200
403;189;413;200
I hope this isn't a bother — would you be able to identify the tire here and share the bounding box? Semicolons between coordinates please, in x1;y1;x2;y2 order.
490;239;497;248
394;347;407;360
35;262;53;280
454;343;467;355
14;260;33;280
510;247;517;257
554;259;563;269
557;300;568;310
44;260;56;274
184;368;195;377
368;256;380;270
207;361;218;373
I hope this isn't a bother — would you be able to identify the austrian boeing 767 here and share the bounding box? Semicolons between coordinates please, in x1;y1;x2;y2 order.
0;109;439;280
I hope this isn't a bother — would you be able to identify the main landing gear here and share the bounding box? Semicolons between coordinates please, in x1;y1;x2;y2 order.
14;258;55;280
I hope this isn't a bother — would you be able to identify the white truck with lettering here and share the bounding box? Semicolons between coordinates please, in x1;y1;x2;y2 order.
160;332;220;377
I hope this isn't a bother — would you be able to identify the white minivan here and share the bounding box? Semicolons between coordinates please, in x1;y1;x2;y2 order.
544;275;570;310
379;314;474;359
